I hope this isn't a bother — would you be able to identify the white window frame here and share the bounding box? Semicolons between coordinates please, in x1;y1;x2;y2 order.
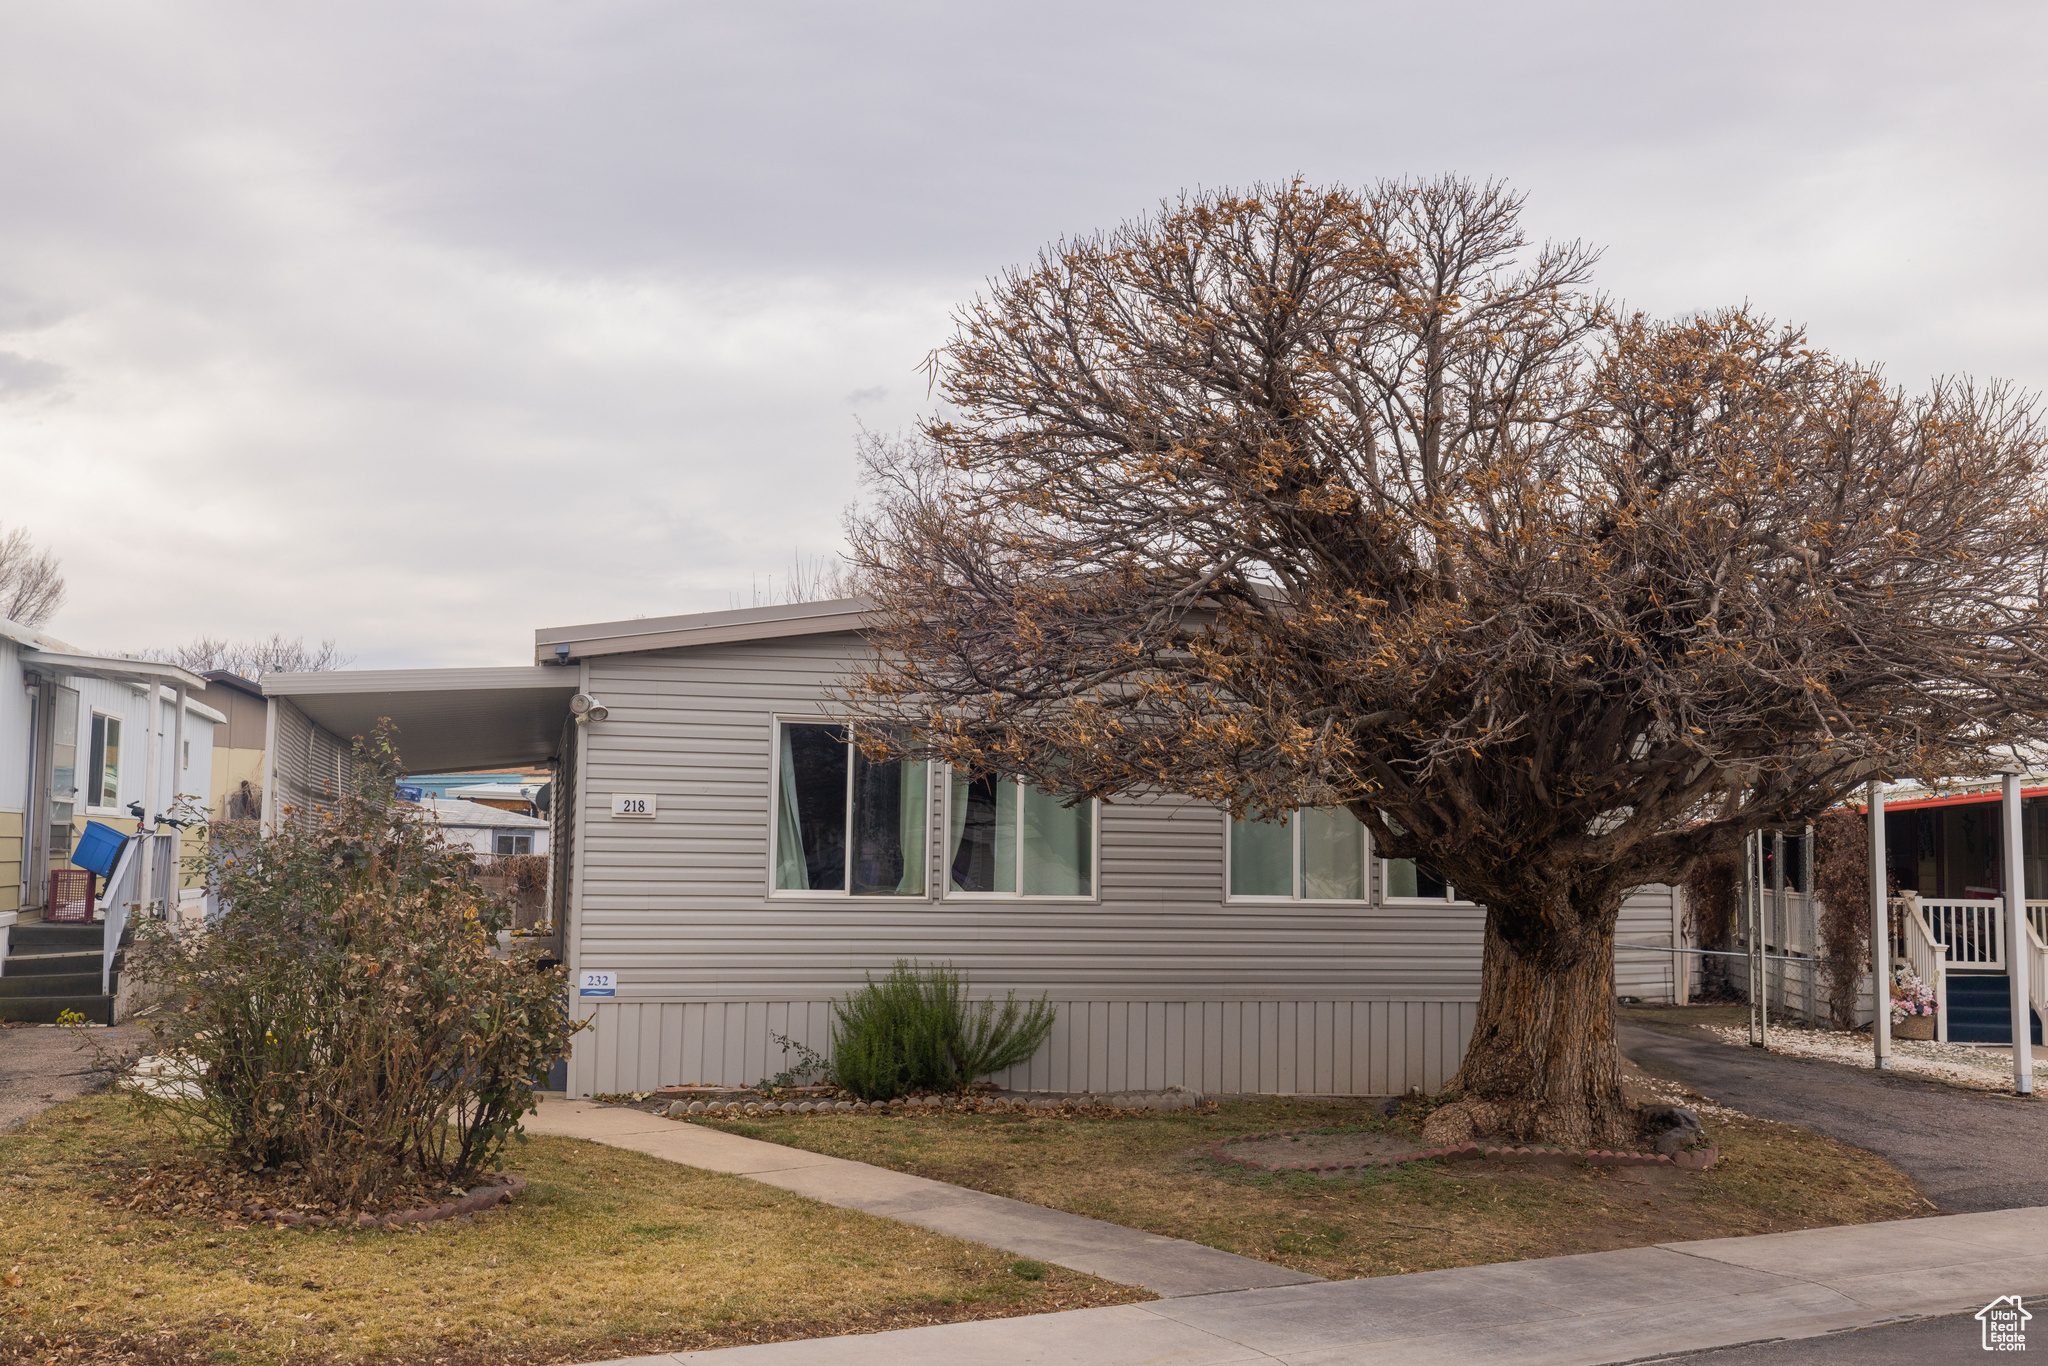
938;766;1101;903
1377;813;1468;904
85;710;124;815
494;832;533;857
767;714;934;901
1221;808;1372;905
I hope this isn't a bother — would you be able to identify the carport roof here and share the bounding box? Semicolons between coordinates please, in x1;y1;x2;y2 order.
262;666;579;773
533;596;873;661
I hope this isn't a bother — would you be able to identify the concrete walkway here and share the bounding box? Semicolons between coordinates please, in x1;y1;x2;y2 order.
589;1207;2048;1365
524;1098;1318;1298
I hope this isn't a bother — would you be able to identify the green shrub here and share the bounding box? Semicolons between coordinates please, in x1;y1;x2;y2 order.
829;960;1055;1101
125;724;581;1207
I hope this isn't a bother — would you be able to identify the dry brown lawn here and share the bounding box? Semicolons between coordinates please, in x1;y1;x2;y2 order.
0;1093;1146;1366
701;1095;1930;1281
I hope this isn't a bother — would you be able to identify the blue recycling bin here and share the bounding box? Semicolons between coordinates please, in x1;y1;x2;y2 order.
71;820;126;877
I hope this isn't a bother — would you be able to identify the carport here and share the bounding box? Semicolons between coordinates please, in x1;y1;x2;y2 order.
259;665;582;937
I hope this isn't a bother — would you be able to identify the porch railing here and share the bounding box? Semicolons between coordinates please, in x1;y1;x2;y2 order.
1891;892;1950;1043
99;831;179;996
2027;917;2048;1029
1915;897;2005;971
100;838;142;995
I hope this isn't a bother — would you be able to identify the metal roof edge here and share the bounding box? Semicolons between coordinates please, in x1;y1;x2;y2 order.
533;597;874;661
262;665;579;698
20;648;209;690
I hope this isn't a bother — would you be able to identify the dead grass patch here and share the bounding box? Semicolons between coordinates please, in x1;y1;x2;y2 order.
0;1094;1148;1365
702;1096;1928;1280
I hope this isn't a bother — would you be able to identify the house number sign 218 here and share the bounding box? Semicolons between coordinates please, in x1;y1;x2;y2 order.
611;794;656;818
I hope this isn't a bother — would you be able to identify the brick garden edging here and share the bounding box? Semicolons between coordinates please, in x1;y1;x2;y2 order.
1209;1128;1720;1174
228;1175;528;1229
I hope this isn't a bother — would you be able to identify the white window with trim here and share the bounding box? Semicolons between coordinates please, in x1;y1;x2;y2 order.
86;712;122;811
944;772;1095;898
1227;807;1368;901
772;720;929;896
494;833;533;856
1378;814;1458;902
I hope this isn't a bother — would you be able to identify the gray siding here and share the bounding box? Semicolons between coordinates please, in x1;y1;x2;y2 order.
565;634;1506;1096
1615;883;1695;1004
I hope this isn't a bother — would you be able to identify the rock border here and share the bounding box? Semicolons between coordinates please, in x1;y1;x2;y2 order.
225;1175;528;1230
1209;1127;1720;1174
660;1088;1206;1119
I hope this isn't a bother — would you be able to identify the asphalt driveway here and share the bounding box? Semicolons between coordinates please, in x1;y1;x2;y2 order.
1621;1022;2048;1212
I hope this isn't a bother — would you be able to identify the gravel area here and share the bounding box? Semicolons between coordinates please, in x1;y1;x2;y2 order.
1695;1023;2029;1092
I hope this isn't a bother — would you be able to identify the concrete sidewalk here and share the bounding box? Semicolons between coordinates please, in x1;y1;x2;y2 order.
524;1098;1317;1298
603;1207;2048;1366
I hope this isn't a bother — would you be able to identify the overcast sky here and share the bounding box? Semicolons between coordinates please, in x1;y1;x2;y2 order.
2;2;2043;666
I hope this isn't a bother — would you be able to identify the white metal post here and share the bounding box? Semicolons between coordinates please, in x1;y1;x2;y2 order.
169;684;186;930
2002;772;2036;1095
1869;781;1891;1069
138;682;160;921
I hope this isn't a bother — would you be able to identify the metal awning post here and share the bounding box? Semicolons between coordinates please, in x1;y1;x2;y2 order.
1870;781;1892;1070
138;682;159;921
169;684;186;932
2002;772;2036;1096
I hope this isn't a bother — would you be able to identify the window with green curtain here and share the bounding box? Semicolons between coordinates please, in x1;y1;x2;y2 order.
1230;812;1294;897
949;772;1092;896
1301;807;1365;900
1229;806;1366;901
774;722;927;895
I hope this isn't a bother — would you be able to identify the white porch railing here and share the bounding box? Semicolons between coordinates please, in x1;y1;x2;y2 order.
1891;892;1950;1043
2027;917;2047;1031
1915;897;2006;970
99;831;179;995
100;836;143;995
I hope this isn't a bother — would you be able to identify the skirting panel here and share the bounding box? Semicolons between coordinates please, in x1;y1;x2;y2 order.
565;999;1477;1099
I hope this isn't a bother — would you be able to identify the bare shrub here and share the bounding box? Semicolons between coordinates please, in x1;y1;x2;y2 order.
126;726;580;1207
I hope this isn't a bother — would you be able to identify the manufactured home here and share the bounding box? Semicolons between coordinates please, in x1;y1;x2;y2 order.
260;599;1693;1099
2;616;219;1022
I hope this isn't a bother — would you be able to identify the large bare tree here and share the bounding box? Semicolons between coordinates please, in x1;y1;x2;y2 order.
0;523;66;627
842;178;2048;1145
144;633;352;680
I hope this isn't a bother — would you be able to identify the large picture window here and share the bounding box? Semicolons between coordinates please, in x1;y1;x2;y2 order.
87;713;121;810
1228;807;1367;901
773;721;928;896
946;773;1094;898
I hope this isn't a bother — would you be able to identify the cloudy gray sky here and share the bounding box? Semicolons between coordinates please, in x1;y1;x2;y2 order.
2;2;2043;666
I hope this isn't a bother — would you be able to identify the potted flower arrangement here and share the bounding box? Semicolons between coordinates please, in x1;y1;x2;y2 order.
1890;964;1938;1039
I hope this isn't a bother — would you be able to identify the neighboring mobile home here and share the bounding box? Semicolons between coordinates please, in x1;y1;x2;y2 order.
260;599;1693;1099
2;616;218;1021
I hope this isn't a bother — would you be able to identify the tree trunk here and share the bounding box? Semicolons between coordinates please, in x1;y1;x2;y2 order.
1428;905;1633;1147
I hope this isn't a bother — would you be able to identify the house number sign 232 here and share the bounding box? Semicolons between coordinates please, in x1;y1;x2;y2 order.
611;794;657;818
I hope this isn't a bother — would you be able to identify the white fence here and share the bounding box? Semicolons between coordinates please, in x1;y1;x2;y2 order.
1734;827;1827;1022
